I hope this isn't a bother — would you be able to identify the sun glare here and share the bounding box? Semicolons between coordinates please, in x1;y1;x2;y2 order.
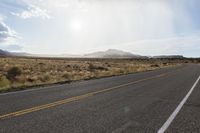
70;19;82;32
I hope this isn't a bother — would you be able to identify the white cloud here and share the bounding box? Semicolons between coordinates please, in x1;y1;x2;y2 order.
112;33;200;57
2;0;199;56
0;44;23;51
0;17;18;44
11;4;51;19
0;16;23;51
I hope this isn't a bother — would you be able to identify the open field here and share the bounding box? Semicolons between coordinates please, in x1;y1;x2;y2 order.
0;57;199;93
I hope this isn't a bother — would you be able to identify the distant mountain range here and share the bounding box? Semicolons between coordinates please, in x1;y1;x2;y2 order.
0;49;30;57
152;55;184;59
0;49;10;56
84;49;130;58
0;48;185;59
84;49;147;58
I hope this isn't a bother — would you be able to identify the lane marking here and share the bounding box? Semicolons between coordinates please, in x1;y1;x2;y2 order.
0;72;171;120
157;75;200;133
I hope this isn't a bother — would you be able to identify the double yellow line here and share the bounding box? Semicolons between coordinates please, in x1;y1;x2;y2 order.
0;73;169;120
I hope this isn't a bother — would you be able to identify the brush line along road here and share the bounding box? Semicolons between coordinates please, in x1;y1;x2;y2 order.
0;64;200;133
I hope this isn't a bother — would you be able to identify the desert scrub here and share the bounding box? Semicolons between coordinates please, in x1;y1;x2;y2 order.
0;57;183;92
150;64;160;67
39;74;51;82
6;67;22;81
0;76;10;89
88;63;108;71
62;72;73;81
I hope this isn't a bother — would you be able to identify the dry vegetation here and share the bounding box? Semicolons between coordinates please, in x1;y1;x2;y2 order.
0;57;199;93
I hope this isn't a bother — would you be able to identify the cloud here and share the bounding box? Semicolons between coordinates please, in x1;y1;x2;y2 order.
0;0;51;19
0;44;22;51
11;4;51;19
113;33;200;57
6;44;22;51
0;17;17;44
1;0;200;57
0;16;22;52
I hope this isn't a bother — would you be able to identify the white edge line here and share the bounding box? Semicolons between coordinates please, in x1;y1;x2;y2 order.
157;75;200;133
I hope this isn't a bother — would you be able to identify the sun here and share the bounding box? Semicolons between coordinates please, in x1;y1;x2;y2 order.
70;19;82;32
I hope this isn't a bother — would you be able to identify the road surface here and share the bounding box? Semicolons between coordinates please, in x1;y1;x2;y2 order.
0;64;200;133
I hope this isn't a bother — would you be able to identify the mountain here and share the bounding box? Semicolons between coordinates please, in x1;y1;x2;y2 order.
0;49;30;57
0;49;11;56
0;48;185;59
84;49;146;58
11;52;31;56
152;55;185;59
59;54;82;58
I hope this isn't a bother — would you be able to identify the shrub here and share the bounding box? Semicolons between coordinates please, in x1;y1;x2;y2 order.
39;75;50;82
88;63;96;71
6;67;22;81
88;64;108;71
27;76;38;82
150;64;159;67
62;72;70;79
0;76;10;89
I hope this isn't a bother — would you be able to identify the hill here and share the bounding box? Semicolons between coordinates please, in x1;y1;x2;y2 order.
0;49;11;56
152;55;185;59
0;49;30;57
84;49;146;58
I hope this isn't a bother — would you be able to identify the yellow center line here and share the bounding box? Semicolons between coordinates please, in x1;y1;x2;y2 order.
0;72;171;120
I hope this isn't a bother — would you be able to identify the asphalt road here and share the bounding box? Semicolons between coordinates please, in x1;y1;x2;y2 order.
0;64;200;133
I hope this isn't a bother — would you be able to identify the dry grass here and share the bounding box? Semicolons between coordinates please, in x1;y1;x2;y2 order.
0;57;199;92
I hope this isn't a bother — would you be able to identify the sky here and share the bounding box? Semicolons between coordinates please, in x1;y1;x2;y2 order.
0;0;200;57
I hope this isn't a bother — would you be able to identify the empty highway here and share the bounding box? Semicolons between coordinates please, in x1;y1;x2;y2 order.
0;64;200;133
